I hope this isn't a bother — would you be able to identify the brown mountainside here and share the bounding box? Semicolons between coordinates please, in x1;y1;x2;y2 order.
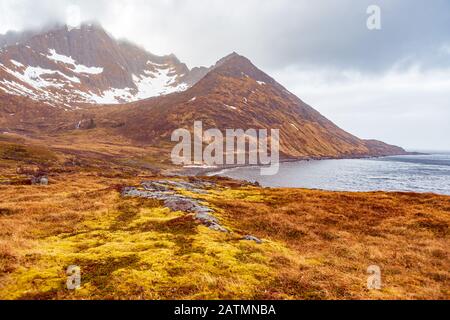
0;25;406;161
94;53;406;159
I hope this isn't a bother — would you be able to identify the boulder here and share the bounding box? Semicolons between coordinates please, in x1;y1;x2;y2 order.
243;235;263;244
31;175;48;185
195;212;219;225
209;223;228;233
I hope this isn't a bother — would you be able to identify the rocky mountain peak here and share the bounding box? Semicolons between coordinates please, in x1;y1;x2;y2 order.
0;24;209;107
208;52;280;89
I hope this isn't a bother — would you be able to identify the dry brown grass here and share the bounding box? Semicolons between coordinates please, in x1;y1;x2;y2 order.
0;134;448;300
205;187;450;299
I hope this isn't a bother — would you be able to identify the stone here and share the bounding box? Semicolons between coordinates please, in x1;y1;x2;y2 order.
142;181;170;192
209;223;228;233
164;198;197;212
243;235;263;244
195;212;219;225
121;180;230;234
31;176;48;185
39;177;49;185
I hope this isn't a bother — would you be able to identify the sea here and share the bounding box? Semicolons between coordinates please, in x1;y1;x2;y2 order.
211;153;450;195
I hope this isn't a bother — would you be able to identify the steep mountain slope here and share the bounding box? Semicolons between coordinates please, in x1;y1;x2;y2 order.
0;23;209;107
97;53;406;158
0;24;406;160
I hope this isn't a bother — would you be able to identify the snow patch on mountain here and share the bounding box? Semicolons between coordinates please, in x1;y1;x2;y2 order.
133;67;188;100
0;79;35;96
10;60;24;68
70;67;189;104
2;65;80;89
47;49;103;74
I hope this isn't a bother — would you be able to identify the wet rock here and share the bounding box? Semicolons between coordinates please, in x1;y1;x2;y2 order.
243;235;263;244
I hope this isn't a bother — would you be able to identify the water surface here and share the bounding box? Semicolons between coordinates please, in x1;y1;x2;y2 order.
213;154;450;195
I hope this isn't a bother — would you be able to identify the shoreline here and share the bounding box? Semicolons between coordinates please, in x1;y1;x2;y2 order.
174;153;416;177
169;152;450;197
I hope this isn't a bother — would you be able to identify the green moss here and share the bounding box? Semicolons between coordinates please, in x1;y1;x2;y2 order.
0;184;302;300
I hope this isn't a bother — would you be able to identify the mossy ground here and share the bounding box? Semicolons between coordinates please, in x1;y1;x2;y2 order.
0;174;297;300
0;139;449;300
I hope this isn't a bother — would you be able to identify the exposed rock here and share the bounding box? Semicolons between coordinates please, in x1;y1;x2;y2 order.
31;175;48;185
164;197;197;212
163;180;211;194
243;235;263;244
208;223;228;233
195;212;219;225
76;119;96;130
142;181;171;192
121;187;155;198
193;205;214;214
39;177;49;185
121;180;228;233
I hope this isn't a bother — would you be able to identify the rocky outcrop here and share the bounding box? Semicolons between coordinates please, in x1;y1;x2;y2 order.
121;180;229;233
243;235;263;244
75;119;96;130
122;179;263;239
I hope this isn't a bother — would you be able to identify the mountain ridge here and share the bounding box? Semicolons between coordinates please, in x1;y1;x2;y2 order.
0;24;408;160
0;23;209;106
83;52;408;158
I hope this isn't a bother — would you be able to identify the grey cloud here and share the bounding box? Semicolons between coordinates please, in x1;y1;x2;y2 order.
1;0;449;71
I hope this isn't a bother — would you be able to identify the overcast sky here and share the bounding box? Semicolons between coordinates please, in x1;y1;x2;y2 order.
1;0;449;150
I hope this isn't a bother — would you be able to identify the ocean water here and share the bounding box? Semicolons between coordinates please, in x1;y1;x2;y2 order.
213;154;450;195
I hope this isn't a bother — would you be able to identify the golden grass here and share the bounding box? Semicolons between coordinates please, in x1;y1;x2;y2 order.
204;187;450;299
0;173;287;299
0;135;448;300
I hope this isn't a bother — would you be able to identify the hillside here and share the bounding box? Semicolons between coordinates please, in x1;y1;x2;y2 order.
89;53;407;159
0;24;408;162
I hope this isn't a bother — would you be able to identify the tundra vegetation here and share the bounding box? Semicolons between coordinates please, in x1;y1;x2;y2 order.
0;132;448;300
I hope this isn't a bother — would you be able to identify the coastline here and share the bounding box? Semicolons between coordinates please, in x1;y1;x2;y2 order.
177;152;422;177
170;152;450;196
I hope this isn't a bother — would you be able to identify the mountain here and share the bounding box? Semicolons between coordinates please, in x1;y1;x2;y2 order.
0;24;407;160
0;23;209;107
83;53;407;158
